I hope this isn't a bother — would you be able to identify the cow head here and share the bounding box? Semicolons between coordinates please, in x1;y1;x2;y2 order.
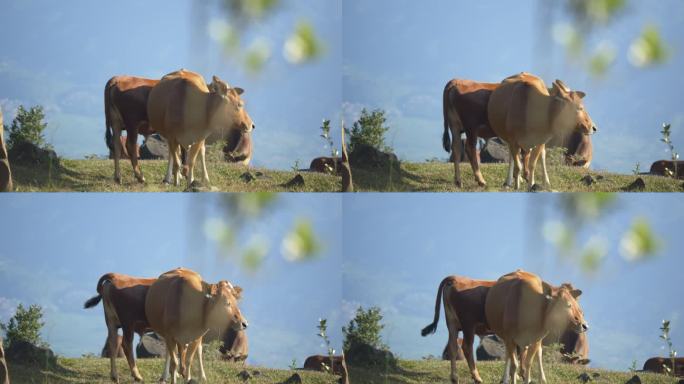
545;283;588;335
209;75;255;134
205;280;248;339
551;80;597;136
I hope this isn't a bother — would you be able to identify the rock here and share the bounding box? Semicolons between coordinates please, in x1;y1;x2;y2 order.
649;160;684;179
625;374;641;384
239;172;256;183
101;335;124;358
5;340;57;367
139;134;168;160
237;370;252;381
136;332;166;358
480;138;509;163
0;110;13;192
346;342;397;370
476;335;505;361
577;372;592;383
580;175;596;186
8;141;59;167
0;337;9;384
281;373;302;384
348;143;400;171
623;177;646;192
281;174;305;188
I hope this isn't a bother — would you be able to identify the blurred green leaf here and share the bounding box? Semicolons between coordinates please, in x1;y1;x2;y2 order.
628;24;669;67
281;218;321;261
588;42;617;75
241;237;269;272
619;217;661;261
283;21;323;64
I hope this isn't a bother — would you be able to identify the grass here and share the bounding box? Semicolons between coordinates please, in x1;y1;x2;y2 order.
349;359;681;384
352;161;684;192
10;159;341;192
8;357;338;384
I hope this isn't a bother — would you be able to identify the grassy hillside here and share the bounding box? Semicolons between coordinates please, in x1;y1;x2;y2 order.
349;359;680;384
11;159;341;192
352;162;684;192
9;357;338;384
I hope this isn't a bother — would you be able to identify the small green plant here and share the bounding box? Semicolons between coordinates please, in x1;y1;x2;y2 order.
317;318;335;374
291;159;301;172
5;105;48;150
347;109;390;153
0;303;46;348
288;358;298;370
660;123;678;177
320;119;339;174
629;359;638;374
659;319;677;376
632;162;641;175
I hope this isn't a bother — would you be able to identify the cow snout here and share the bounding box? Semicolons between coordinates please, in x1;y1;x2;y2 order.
581;322;589;332
241;321;249;329
592;125;597;133
251;123;255;130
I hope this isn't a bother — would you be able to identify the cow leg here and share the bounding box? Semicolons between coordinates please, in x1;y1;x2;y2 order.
185;339;206;382
534;342;547;384
444;322;461;384
127;128;144;183
121;329;143;382
200;141;210;183
503;340;519;384
107;327;120;383
504;143;520;188
512;146;524;190
163;138;176;184
186;141;203;186
450;126;463;188
521;345;536;384
164;341;179;384
466;132;486;187
113;125;123;184
462;328;482;383
540;144;551;188
527;145;543;188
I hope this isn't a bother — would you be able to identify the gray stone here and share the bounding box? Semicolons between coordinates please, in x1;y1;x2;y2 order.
480;138;509;163
139;134;168;160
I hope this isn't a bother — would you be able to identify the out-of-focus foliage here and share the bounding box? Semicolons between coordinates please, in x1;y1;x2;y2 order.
203;193;322;271
543;194;661;273
550;0;670;76
281;219;321;262
204;0;324;74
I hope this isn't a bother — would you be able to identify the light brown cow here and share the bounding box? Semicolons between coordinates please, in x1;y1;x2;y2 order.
147;69;254;187
145;268;247;384
84;273;156;382
488;73;597;189
104;76;159;183
485;270;587;384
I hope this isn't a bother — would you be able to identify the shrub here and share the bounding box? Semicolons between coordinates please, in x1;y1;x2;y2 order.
343;306;397;369
0;304;45;348
347;109;390;152
5;105;48;150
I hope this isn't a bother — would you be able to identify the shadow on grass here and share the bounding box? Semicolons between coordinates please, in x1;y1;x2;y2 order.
351;163;436;192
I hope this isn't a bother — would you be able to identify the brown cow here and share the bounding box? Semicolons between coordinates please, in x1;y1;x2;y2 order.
101;335;125;358
84;273;156;382
650;160;684;179
145;268;247;384
442;79;499;187
108;136;141;161
488;74;597;189
104;76;159;184
441;338;465;361
217;328;248;363
485;270;587;384
642;357;684;376
303;355;347;376
147;69;254;187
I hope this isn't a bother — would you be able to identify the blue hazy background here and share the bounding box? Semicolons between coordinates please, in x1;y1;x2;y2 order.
0;194;342;368
343;0;684;173
0;0;341;170
342;194;682;371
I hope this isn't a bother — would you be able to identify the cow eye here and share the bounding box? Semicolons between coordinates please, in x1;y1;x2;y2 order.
566;303;572;308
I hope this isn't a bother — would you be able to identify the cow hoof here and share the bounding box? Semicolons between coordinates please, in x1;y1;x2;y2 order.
136;175;145;183
114;177;122;185
454;181;462;188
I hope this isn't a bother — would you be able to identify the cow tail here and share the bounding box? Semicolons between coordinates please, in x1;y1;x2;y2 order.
442;83;452;153
84;274;112;309
104;78;114;152
421;276;451;336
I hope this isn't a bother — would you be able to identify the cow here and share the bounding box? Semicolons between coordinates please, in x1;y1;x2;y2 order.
84;273;156;382
488;73;597;190
104;76;159;184
642;357;684;376
147;69;254;187
442;79;499;187
217;328;248;363
484;270;587;384
145;268;248;384
108;136;140;161
650;160;684;179
551;329;589;364
101;335;125;358
422;275;587;384
303;355;347;376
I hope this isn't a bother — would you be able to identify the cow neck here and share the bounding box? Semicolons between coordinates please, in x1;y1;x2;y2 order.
206;92;227;131
201;281;216;332
548;97;575;138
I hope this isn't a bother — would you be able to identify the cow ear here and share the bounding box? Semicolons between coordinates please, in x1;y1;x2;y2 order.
574;91;586;99
232;87;244;96
570;289;582;298
233;286;243;300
